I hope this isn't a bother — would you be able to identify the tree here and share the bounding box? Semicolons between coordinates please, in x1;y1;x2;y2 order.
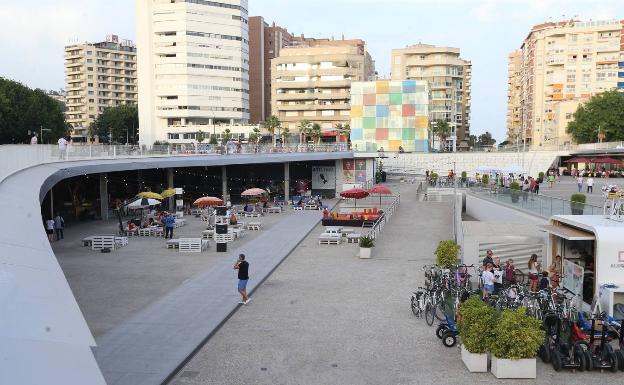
298;119;312;144
264;115;281;146
468;134;477;148
90;104;138;144
567;90;624;144
477;131;496;147
209;134;218;144
251;127;261;144
196;130;206;143
336;123;351;143
223;128;232;141
281;126;291;144
431;120;451;151
0;77;68;144
311;123;322;144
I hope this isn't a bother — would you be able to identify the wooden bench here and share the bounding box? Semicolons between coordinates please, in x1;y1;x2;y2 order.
82;236;95;247
304;205;318;210
346;233;361;244
91;235;116;251
318;233;342;245
293;206;303;211
247;222;262;231
166;239;180;249
179;238;209;253
115;236;128;248
244;212;262;218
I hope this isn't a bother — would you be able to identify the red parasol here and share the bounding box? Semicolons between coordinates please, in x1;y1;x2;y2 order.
563;157;592;163
592;157;622;165
241;188;268;197
193;196;224;207
340;188;369;209
369;185;393;206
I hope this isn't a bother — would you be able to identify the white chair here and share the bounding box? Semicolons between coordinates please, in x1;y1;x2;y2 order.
166;239;180;249
346;233;361;244
247;222;262;230
91;235;116;251
179;238;209;253
318;233;342;245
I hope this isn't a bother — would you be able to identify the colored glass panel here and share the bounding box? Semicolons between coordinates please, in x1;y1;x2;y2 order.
363;94;376;105
363;117;376;129
351;105;362;118
389;140;402;152
402;104;415;116
403;81;417;93
402;128;415;140
350;128;363;140
376;81;389;94
375;128;388;140
389;128;402;140
390;93;402;105
376;105;389;117
363;105;376;117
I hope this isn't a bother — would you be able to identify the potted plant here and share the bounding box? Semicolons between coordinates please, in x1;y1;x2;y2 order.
481;174;489;186
430;172;438;186
359;236;374;259
570;193;586;215
490;308;543;379
458;297;497;372
538;171;545;184
461;171;468;186
434;240;460;268
509;181;521;203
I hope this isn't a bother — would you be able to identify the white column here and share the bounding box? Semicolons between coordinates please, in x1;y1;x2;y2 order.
167;168;174;211
100;173;108;220
284;162;290;202
221;166;228;202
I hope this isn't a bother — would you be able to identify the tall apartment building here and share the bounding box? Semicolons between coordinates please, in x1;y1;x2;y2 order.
64;35;137;141
391;44;471;151
506;50;523;145
510;19;624;148
271;37;375;135
248;17;293;123
136;0;249;145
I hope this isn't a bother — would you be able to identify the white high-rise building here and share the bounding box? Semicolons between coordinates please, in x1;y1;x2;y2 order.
136;0;250;145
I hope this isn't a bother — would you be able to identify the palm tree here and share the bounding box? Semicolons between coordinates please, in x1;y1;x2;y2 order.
264;115;281;146
311;123;322;144
431;120;451;151
336;123;351;143
281;126;290;144
223;128;232;142
298;119;312;144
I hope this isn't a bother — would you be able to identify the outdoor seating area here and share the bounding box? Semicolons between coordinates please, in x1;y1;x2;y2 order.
179;238;209;253
322;208;384;227
82;235;129;251
317;226;362;246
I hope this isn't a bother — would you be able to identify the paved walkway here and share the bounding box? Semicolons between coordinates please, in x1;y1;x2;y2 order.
96;209;326;385
169;181;621;385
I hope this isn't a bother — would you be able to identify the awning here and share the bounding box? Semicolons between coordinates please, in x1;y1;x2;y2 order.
322;130;340;137
538;225;595;241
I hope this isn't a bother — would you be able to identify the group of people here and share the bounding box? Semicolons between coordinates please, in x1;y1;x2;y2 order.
126;210;176;239
576;175;595;193
44;213;65;242
480;250;562;298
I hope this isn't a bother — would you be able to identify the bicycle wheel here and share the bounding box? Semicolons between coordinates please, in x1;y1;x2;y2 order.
436;324;449;339
514;269;525;285
434;304;445;321
425;303;435;326
411;296;422;317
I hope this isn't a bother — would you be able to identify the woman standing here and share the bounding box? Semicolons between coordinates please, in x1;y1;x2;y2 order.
528;254;540;292
549;255;562;288
45;218;55;242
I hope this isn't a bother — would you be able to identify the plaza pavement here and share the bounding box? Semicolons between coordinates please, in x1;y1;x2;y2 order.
169;180;621;385
531;175;619;208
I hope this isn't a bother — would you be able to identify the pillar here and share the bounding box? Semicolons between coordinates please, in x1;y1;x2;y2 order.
100;173;108;220
221;166;228;202
137;170;144;192
167;168;174;211
284;162;290;202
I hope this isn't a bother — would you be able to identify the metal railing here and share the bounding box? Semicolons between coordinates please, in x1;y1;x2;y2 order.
368;194;401;240
469;185;603;217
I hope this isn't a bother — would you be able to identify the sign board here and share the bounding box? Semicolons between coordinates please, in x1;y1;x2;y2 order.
175;188;183;195
563;260;584;308
355;159;367;183
342;160;355;183
312;166;336;189
176;199;183;208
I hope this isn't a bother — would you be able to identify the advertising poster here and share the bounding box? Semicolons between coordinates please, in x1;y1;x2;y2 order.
312;166;336;189
563;260;584;308
342;160;355;183
355;159;367;183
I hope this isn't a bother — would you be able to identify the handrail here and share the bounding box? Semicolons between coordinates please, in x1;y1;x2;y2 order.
367;193;400;240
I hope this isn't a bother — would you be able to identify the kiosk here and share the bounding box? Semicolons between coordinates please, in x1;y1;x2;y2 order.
540;215;624;315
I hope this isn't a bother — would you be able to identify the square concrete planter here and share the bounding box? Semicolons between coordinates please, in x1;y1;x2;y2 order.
461;345;488;372
359;247;372;259
491;356;536;379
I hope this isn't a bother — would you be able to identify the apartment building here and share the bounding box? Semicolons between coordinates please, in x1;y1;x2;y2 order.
510;19;624;148
391;44;471;151
271;37;375;135
136;0;249;145
64;35;137;141
248;17;293;123
506;50;523;145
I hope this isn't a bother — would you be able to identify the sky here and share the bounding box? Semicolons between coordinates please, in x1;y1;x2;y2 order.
0;0;622;142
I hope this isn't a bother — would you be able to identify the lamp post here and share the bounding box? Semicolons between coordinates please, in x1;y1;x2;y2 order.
40;126;51;144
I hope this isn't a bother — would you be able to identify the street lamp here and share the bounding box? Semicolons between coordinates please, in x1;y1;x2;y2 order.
40;126;51;144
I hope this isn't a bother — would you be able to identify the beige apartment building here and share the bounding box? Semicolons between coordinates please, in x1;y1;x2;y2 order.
509;19;624;148
64;35;137;141
506;50;523;145
271;37;375;134
391;44;472;151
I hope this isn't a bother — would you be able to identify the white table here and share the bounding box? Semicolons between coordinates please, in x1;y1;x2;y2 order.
247;222;262;230
304;205;318;210
264;207;282;214
201;229;215;239
325;226;343;235
244;212;262;218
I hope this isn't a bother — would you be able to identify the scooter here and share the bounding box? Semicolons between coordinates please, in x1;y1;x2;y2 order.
436;313;459;347
584;313;619;372
549;317;586;371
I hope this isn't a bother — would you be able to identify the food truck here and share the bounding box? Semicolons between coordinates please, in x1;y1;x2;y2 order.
540;215;624;315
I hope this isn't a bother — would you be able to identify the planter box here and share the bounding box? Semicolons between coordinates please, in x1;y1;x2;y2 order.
491;356;536;379
461;345;488;372
360;247;372;259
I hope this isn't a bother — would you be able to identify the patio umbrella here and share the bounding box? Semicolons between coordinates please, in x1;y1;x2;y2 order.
340;188;369;209
592;157;622;165
241;188;268;197
369;185;393;206
563;157;592;163
160;188;177;199
137;191;164;200
475;165;500;174
502;164;526;175
126;198;161;208
193;196;224;207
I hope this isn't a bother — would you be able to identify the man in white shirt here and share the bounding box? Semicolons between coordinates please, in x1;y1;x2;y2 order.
587;177;594;193
576;176;583;192
57;137;68;159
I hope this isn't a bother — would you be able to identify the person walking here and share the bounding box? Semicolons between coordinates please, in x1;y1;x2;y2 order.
163;212;175;239
30;133;38;145
482;263;495;299
45;218;55;242
534;178;540;195
576;175;583;192
53;213;65;240
57;136;68;160
234;253;250;304
548;172;555;188
587;176;594;193
528;254;540;292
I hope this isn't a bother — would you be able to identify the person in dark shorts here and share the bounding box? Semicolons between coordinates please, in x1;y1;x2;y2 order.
234;253;250;304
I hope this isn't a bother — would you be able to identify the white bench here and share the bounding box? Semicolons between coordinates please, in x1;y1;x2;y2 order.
214;233;233;243
244;212;262;218
346;233;361;244
115;236;128;248
304;204;318;210
91;235;116;251
179;238;209;253
124;228;138;237
82;236;94;247
318;233;342;245
166;239;180;249
293;206;303;211
247;222;262;231
263;207;282;214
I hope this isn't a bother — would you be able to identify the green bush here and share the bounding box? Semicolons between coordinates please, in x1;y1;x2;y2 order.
570;193;586;215
359;236;374;248
434;240;460;268
570;193;586;203
490;308;543;359
538;172;545;180
430;172;438;180
461;171;467;179
481;174;489;185
509;181;521;191
458;297;498;354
